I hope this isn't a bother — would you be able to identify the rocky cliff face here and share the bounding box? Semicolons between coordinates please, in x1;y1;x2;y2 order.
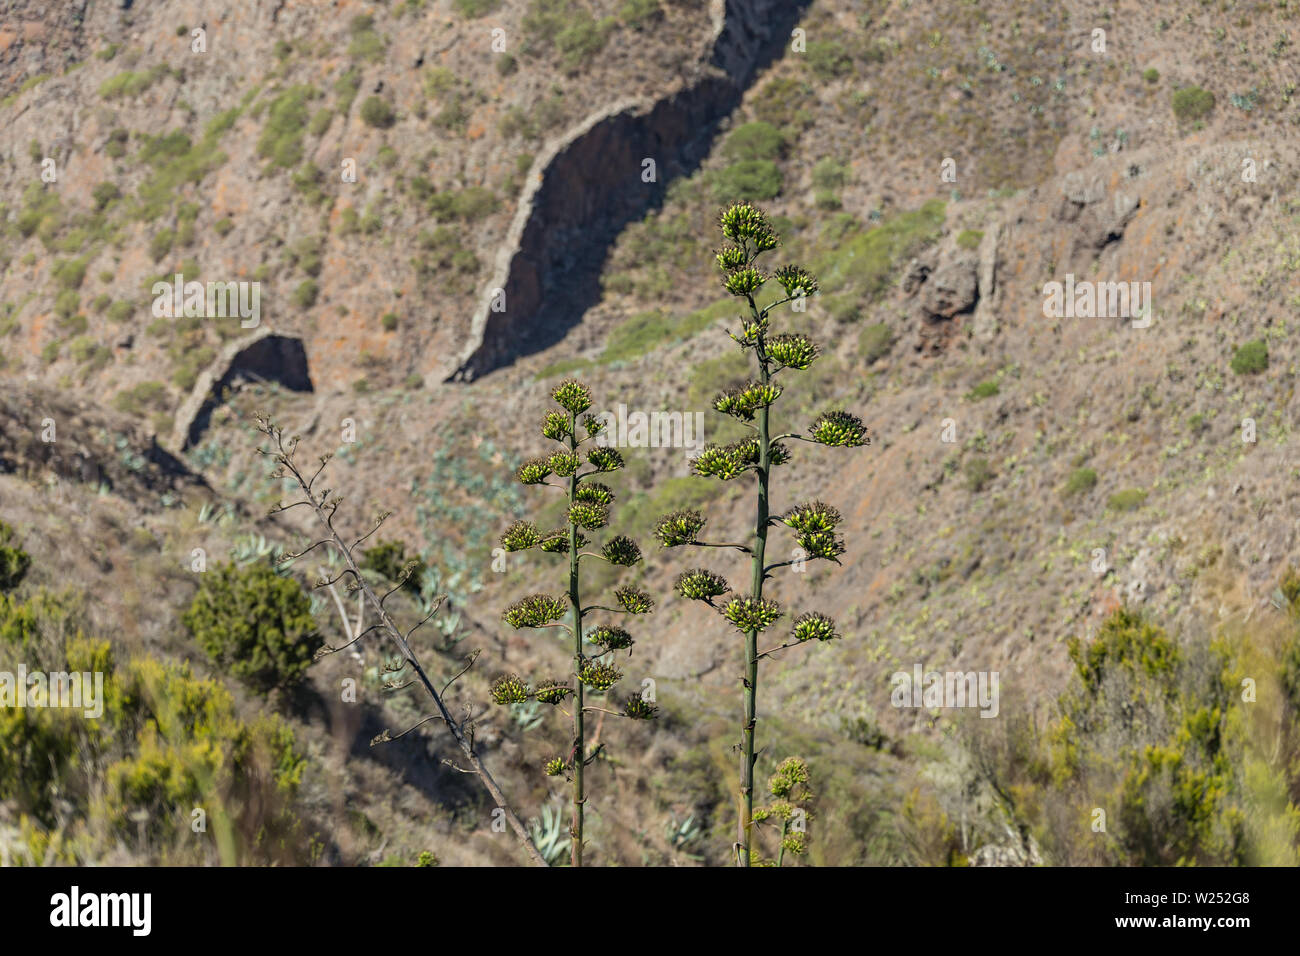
449;0;812;379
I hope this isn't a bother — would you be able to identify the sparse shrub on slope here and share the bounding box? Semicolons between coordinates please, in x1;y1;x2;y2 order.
0;520;31;591
957;604;1300;866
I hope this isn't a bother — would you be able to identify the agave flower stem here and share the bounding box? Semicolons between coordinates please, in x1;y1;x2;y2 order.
689;540;754;553
567;409;586;868
756;638;805;660
777;818;791;867
582;707;627;718
740;291;771;868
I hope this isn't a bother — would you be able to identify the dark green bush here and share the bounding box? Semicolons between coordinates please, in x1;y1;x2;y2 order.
1107;488;1147;512
360;96;397;129
712;160;783;202
1062;467;1098;497
1230;339;1268;375
723;121;786;162
1172;86;1215;122
0;522;31;592
182;561;321;692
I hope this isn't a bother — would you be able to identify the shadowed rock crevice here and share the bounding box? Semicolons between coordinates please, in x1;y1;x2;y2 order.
175;329;313;450
446;0;813;382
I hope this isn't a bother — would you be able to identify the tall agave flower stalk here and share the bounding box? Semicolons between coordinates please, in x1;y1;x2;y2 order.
495;379;657;867
656;202;869;867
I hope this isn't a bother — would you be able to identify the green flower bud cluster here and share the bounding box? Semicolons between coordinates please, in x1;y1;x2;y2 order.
767;333;818;370
718;201;778;249
544;756;567;776
551;379;592;415
589;624;633;651
579;659;622;691
550;451;581;477
714;381;783;421
567;500;609;531
724;267;765;297
575;482;615;507
501;520;542;552
516;457;551;484
769;757;810;798
542;411;572;441
586;445;625;472
773;264;818;298
715;245;748;271
539;528;586;553
490;674;530;705
810;410;869;447
623;694;659;720
601;535;642;566
654;509;706;547
791;611;837;643
722;597;783;633
614;585;654;614
504;593;568;629
797;531;845;561
535;678;573;705
783;501;842;535
673;568;730;601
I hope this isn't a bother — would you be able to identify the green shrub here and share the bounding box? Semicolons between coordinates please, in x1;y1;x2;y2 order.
964;456;994;492
1143;68;1160;84
182;561;321;692
956;229;984;251
0;522;31;592
556;14;612;70
98;66;169;100
308;108;333;136
1172;86;1215;122
334;68;362;112
381;312;399;331
51;257;89;290
1062;467;1098;497
107;300;133;323
91;182;122;211
619;0;662;28
361;540;426;595
723;121;786;162
347;15;387;61
257;86;315;167
857;323;893;364
360;96;397;129
806;39;852;79
966;380;999;401
53;290;80;321
149;228;175;261
105;128;129;158
1107;488;1148;512
293;280;320;308
453;0;500;16
712;160;783;202
1230;339;1268;375
814;200;946;298
112;381;168;416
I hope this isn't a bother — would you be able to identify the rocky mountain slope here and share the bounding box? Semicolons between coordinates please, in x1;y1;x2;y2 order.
3;0;1300;865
